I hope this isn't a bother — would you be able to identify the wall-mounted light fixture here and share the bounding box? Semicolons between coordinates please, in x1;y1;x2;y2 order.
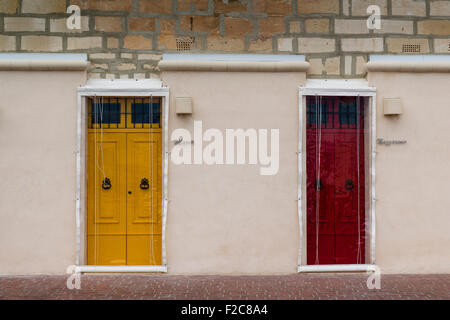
383;98;402;116
175;97;193;115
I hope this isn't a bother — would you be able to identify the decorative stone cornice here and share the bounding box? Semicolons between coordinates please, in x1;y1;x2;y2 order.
158;60;310;72
366;61;450;73
0;60;90;71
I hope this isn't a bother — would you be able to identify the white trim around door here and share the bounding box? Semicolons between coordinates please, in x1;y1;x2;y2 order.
297;80;377;273
75;79;170;273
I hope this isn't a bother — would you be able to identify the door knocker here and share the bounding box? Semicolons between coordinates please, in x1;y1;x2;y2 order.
102;178;112;190
140;178;150;190
315;178;323;191
345;179;354;191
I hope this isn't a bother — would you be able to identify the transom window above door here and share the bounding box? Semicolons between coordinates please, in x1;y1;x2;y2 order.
306;96;365;130
88;97;161;129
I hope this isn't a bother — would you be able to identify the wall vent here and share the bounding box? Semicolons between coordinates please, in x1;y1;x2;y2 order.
448;42;450;52
176;37;194;51
402;44;421;53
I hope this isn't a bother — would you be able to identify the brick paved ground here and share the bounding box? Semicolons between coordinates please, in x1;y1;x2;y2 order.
0;274;448;300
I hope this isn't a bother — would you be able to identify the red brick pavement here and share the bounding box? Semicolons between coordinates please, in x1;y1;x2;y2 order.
0;274;448;300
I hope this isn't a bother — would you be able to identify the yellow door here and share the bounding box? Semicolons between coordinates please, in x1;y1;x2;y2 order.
87;97;162;265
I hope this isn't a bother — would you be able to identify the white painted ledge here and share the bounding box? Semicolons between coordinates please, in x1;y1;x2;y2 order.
298;264;377;273
158;60;310;72
0;60;90;71
366;61;450;73
74;265;167;273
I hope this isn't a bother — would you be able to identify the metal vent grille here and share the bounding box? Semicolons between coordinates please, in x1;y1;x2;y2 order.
176;37;193;51
402;44;421;53
448;42;450;52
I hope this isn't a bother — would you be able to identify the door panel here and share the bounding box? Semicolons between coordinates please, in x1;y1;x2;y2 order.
87;132;127;265
126;133;162;265
127;235;162;265
87;235;126;265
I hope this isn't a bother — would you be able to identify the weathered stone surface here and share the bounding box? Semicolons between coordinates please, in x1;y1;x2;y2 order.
0;0;18;14
334;19;368;34
305;19;329;34
0;36;16;51
107;38;119;48
259;17;285;35
253;0;293;15
418;20;450;35
341;38;383;52
129;18;156;32
248;36;273;52
22;0;66;13
298;38;335;53
115;63;136;71
355;56;367;74
50;17;90;33
289;21;301;33
158;34;177;50
21;36;62;52
352;0;387;16
89;53;116;59
374;20;414;34
160;19;176;35
143;64;157;70
343;0;350;16
178;0;209;11
91;63;109;70
430;1;450;16
134;73;146;79
95;16;123;32
225;17;253;37
67;37;103;50
88;73;102;79
344;55;352;75
325;57;340;75
207;36;245;51
0;0;445;79
180;16;220;33
307;58;324;75
138;53;162;60
386;37;430;53
297;0;339;14
124;35;153;50
4;17;46;32
277;37;293;51
71;0;132;11
391;0;426;16
434;39;450;53
214;0;246;13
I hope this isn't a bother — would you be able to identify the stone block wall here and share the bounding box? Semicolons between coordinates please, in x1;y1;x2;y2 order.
0;0;449;78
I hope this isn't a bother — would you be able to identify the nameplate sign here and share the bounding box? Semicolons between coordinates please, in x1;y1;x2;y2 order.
377;138;407;146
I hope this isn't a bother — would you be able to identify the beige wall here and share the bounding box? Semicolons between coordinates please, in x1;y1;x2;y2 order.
369;72;450;273
0;70;86;274
163;71;306;274
1;68;449;275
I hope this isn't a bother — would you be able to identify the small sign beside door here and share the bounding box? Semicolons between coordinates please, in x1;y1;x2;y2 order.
377;138;407;146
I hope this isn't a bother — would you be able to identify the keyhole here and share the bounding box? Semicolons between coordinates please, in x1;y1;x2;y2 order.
128;191;132;194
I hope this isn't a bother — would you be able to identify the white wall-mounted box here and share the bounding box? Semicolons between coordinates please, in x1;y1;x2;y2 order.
383;98;402;115
176;97;193;114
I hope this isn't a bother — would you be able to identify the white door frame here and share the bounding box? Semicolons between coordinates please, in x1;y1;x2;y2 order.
75;79;169;273
297;80;377;273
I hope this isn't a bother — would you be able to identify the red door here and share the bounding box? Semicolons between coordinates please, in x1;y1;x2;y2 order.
306;96;365;265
